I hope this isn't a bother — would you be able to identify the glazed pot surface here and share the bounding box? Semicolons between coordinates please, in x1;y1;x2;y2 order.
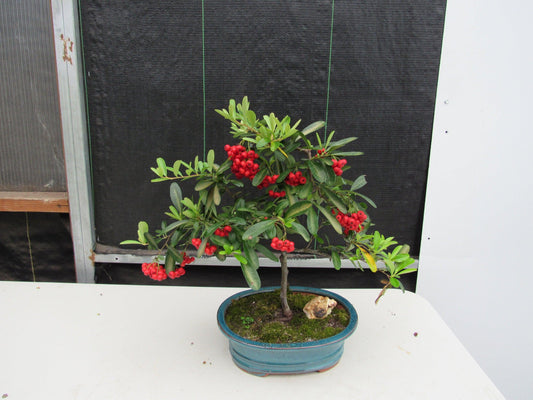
217;286;358;376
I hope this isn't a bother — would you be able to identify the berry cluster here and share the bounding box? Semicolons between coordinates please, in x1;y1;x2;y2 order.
332;209;367;234
270;237;295;252
332;159;347;176
214;225;232;237
142;260;190;281
180;252;195;266
192;238;217;255
268;189;286;198
142;262;168;281
285;171;307;186
224;144;260;180
317;148;326;156
258;174;279;189
168;267;186;279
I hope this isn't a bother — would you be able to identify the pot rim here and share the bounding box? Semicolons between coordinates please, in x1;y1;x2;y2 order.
217;286;358;349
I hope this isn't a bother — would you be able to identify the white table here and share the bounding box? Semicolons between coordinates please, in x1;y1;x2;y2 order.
0;282;504;399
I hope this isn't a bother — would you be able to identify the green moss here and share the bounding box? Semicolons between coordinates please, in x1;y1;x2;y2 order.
224;290;350;343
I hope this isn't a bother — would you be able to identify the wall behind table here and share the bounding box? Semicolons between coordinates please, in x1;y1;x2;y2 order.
418;1;533;398
80;1;446;255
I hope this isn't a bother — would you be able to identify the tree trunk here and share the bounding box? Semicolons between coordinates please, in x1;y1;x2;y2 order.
280;252;292;318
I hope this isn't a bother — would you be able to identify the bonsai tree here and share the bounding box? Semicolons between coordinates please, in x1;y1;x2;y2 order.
122;97;416;316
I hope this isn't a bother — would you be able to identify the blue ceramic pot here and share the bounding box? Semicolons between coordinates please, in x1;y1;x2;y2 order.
217;286;358;376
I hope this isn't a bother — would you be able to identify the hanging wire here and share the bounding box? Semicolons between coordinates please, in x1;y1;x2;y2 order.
76;0;94;191
25;212;36;282
201;0;207;160
324;0;335;139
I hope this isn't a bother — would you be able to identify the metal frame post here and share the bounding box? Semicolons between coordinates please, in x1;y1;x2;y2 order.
50;0;95;282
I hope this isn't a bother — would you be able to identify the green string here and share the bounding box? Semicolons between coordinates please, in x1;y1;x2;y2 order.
77;0;95;192
324;0;335;140
201;0;207;160
315;0;335;251
25;212;36;282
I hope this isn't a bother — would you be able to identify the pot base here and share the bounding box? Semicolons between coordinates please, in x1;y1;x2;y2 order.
229;342;344;376
235;360;341;377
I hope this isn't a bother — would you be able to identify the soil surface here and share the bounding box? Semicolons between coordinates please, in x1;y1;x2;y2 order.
224;289;350;343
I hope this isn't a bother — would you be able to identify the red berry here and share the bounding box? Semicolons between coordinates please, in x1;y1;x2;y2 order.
169;267;186;279
285;171;306;187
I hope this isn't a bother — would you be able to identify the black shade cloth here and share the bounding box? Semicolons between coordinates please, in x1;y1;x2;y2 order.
81;1;446;255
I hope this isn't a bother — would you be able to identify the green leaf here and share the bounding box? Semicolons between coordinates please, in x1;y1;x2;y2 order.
206;187;214;211
390;277;400;288
172;160;183;176
156;157;167;176
243;243;259;270
355;192;377;208
181;197;196;211
306;209;318;235
290;222;310;242
328;137;357;149
217;160;231;174
228;216;247;225
256;137;269;148
170;182;182;211
252;167;269;187
195;180;214;191
397;267;417;275
297;181;312;199
213;185;221;205
284;200;313;219
308;160;328;183
301;120;326;135
241;137;257;144
143;232;159;250
266;224;277;239
166;246;183;263
162;219;189;234
399;244;411;254
296;131;313;146
234;253;248;265
331;251;341;270
321;187;347;214
325;130;336;148
242;219;276;240
196;237;208;257
331;151;363;157
316;204;343;234
240;262;261;290
209;234;228;247
164;250;176;273
351;175;367;191
255;243;279;262
202;221;223;238
215;252;227;262
119;240;143;245
207;149;215;168
324;164;337;185
137;221;149;244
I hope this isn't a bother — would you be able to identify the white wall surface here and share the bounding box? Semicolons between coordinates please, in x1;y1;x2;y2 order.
417;1;533;399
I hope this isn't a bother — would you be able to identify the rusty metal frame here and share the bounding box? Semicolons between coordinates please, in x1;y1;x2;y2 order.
50;0;95;282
